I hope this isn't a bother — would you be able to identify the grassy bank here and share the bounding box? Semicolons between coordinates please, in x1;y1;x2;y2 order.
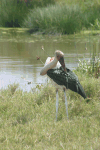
0;70;100;149
0;0;100;34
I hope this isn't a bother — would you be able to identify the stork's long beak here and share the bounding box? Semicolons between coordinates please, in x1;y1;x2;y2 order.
59;56;66;72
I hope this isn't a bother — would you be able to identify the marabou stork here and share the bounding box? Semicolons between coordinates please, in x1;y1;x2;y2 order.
40;50;86;120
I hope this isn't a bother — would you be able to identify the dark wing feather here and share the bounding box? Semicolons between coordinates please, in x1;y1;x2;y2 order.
47;67;87;99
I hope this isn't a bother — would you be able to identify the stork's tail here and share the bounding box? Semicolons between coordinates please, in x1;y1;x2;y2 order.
77;83;87;99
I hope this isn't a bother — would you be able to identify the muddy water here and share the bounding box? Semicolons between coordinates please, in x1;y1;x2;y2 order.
0;28;100;91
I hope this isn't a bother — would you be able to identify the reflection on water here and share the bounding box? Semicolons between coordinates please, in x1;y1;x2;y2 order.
0;56;45;92
0;28;100;91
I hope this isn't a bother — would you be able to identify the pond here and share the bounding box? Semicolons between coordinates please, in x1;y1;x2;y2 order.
0;28;100;92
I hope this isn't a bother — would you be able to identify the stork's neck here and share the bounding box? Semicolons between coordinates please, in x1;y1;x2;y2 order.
40;57;58;75
48;57;58;69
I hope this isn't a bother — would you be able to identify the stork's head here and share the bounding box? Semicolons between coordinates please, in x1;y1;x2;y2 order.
55;50;66;72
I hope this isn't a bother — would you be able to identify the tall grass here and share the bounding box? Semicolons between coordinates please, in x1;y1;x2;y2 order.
0;73;100;149
0;0;55;27
0;0;29;27
23;3;100;34
82;3;100;29
23;4;84;34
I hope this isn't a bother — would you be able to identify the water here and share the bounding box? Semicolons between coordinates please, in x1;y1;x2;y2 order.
0;28;100;91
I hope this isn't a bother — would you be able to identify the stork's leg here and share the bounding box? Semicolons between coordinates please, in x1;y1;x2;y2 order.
63;88;68;119
56;89;59;121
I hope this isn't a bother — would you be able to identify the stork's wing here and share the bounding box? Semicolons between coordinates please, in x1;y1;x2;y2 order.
47;67;87;99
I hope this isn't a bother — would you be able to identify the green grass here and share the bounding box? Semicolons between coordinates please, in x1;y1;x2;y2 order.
0;71;100;149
